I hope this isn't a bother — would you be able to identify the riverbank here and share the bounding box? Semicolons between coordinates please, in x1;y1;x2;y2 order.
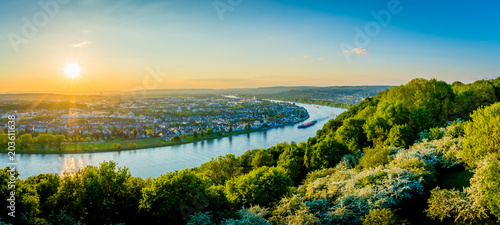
14;103;345;179
8;116;310;154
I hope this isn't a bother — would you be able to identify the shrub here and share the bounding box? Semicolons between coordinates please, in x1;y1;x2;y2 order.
362;208;403;225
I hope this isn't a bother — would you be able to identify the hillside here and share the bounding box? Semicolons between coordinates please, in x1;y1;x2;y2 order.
2;77;500;225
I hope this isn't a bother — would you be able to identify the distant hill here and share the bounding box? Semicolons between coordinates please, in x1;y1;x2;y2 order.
0;86;393;106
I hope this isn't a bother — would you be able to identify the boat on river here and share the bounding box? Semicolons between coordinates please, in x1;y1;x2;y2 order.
298;120;317;128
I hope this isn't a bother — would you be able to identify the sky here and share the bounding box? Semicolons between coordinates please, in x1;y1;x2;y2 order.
0;0;499;93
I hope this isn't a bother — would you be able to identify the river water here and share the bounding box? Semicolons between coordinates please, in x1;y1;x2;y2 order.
12;103;346;179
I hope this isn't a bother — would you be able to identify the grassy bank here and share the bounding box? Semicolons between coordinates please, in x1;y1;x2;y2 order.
8;126;295;154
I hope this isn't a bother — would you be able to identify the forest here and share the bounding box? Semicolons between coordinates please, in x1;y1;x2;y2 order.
2;77;500;225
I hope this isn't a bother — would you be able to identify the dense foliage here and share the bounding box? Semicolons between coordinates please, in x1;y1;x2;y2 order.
2;77;500;224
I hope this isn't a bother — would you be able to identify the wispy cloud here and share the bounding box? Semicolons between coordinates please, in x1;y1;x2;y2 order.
344;48;369;54
72;40;92;48
291;55;311;60
318;57;325;61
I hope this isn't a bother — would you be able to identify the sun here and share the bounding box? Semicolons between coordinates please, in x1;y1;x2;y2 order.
64;63;81;78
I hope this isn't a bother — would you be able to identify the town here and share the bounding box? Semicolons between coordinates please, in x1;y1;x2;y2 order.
0;95;309;151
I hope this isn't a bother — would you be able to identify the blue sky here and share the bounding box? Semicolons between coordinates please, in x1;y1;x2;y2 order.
0;0;499;92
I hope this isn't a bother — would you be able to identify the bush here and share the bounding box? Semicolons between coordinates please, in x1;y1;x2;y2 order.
426;187;488;224
358;147;390;169
188;212;213;225
427;127;444;140
362;208;403;225
445;120;465;138
221;206;270;225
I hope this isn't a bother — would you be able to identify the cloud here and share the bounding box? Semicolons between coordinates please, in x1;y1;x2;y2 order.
291;55;314;61
318;57;325;61
344;48;369;54
72;40;92;48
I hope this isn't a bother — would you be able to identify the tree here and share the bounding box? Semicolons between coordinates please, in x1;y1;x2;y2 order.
20;133;33;149
251;149;274;168
363;116;390;146
305;135;350;171
51;161;142;224
364;101;411;146
182;133;188;138
112;143;122;149
246;123;251;131
206;128;214;135
200;130;206;137
228;125;233;133
217;130;222;136
409;106;432;132
385;124;414;148
335;118;367;151
171;135;181;142
193;131;199;138
277;142;307;185
199;154;241;185
459;102;500;167
225;166;293;207
24;173;62;219
453;80;498;120
139;169;212;223
381;78;455;124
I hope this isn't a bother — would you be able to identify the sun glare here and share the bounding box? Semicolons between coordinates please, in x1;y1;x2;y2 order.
64;63;81;78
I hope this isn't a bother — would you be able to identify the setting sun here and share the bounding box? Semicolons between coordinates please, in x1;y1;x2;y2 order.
64;63;81;79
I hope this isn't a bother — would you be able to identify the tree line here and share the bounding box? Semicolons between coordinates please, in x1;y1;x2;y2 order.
2;77;500;224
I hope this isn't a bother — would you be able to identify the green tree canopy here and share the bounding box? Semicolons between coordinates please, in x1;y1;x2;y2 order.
139;169;212;223
460;102;500;167
225;166;293;207
305;135;350;171
52;161;141;224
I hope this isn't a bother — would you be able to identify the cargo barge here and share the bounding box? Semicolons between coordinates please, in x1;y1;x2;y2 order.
298;120;317;128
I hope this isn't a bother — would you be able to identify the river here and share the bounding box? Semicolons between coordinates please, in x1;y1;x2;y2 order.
12;103;346;179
